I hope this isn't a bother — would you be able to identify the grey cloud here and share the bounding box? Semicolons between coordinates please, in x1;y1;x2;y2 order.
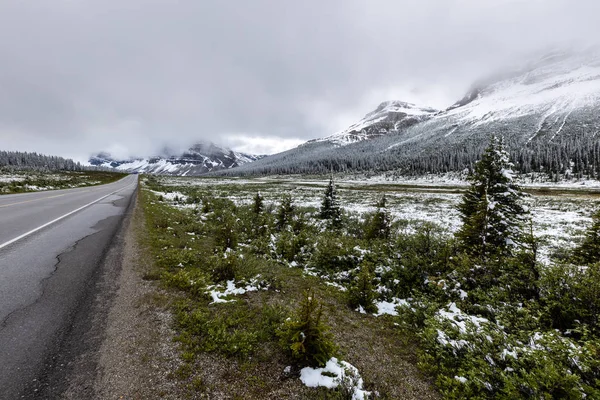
0;0;598;158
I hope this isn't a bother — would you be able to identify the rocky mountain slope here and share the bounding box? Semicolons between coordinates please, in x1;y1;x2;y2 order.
89;142;263;176
223;48;600;178
311;101;439;146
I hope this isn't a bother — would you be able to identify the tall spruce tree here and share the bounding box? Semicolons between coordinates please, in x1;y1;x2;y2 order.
456;136;528;258
319;176;342;228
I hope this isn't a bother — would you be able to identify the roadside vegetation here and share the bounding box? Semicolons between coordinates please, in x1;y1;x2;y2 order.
138;136;600;399
0;170;128;194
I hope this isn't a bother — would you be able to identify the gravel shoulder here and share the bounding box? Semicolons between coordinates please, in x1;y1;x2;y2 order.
88;190;184;399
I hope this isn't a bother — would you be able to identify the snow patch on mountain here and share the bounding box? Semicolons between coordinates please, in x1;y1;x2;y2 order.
436;49;600;142
313;100;438;146
90;142;264;176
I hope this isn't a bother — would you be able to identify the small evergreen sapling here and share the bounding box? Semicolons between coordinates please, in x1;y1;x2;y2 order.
455;136;529;258
277;289;337;367
276;194;295;231
348;263;377;313
320;177;342;228
252;191;264;215
365;194;392;240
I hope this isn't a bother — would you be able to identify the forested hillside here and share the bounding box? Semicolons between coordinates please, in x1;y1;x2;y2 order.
218;132;600;180
217;49;600;180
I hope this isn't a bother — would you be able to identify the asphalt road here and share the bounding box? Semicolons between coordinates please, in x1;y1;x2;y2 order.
0;175;138;399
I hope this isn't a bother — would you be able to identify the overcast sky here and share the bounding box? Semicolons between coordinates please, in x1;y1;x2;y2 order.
1;0;598;161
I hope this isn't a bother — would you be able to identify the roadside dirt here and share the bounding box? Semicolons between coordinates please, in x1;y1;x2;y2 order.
88;193;184;399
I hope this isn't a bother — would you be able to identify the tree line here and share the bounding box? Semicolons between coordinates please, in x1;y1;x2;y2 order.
218;132;600;180
0;150;83;172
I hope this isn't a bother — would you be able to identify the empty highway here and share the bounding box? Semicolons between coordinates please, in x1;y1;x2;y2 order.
0;175;137;399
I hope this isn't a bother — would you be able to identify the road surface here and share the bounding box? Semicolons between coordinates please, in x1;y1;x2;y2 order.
0;175;138;399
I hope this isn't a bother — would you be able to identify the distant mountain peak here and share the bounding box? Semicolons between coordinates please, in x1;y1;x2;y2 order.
312;100;439;146
89;141;264;176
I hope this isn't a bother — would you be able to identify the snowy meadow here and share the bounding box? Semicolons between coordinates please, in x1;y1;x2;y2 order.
140;172;600;399
154;175;600;264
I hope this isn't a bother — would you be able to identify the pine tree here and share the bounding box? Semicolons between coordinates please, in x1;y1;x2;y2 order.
456;136;528;258
365;194;392;240
276;194;295;231
348;263;377;313
277;289;337;367
319;176;342;228
252;192;264;215
573;209;600;264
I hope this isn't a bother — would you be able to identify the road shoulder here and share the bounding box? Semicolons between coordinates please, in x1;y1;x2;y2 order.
88;187;183;399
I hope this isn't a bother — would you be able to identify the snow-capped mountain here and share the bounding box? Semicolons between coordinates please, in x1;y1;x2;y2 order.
89;142;264;176
220;48;600;177
420;49;600;145
312;101;438;146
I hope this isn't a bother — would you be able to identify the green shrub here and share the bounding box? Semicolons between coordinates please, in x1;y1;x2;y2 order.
311;234;360;274
418;304;600;399
175;302;259;358
162;268;210;298
319;177;342;229
275;230;311;263
210;251;239;282
573;209;600;265
209;208;239;250
252;192;264;215
539;263;600;335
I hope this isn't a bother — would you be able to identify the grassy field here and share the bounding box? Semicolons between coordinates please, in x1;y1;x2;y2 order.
0;169;129;194
137;175;600;399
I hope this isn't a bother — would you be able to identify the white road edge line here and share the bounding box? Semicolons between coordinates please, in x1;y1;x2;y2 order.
0;180;136;251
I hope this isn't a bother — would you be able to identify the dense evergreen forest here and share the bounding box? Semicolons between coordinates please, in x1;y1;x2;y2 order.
0;150;83;171
218;132;600;180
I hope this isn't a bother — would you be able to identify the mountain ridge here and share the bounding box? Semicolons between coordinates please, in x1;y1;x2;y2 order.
310;100;439;146
89;142;264;176
219;48;600;179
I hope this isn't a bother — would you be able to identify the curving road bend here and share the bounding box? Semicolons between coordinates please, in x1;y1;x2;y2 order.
0;175;138;399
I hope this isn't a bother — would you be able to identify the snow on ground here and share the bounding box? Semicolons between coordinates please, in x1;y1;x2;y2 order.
299;357;371;400
150;175;600;266
345;172;600;189
0;175;24;183
148;189;188;202
374;298;409;317
206;275;269;304
437;302;489;334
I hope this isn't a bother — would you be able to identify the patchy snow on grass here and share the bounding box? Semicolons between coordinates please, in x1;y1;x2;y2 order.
0;175;24;183
206;276;268;304
374;298;409;317
149;175;600;267
299;357;371;400
149;189;188;202
437;302;489;334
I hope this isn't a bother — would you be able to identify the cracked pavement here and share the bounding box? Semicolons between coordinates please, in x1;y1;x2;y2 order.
0;175;137;399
